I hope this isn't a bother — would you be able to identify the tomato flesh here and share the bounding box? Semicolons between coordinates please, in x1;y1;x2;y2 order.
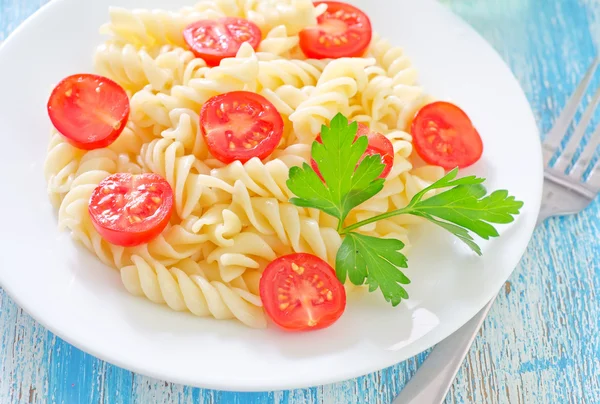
299;1;372;59
411;102;483;169
89;173;174;247
48;74;130;150
311;123;394;180
260;253;346;331
200;91;284;164
184;17;262;66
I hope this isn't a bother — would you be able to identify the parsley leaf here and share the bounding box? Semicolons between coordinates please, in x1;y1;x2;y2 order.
336;233;410;306
344;168;524;255
406;168;523;254
287;113;385;227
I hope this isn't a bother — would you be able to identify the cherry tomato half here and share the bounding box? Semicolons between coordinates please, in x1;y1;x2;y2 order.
184;17;262;66
89;173;174;247
311;122;394;180
410;101;483;169
200;91;284;164
260;253;346;331
48;74;130;150
299;1;372;59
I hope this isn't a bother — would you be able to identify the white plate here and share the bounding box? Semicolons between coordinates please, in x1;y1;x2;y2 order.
0;0;542;391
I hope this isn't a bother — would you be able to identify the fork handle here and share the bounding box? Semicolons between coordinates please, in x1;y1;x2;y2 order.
392;296;496;404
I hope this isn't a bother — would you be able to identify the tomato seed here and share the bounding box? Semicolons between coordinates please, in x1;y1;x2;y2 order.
292;263;305;275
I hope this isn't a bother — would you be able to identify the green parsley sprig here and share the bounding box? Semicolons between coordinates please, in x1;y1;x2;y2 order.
286;113;524;306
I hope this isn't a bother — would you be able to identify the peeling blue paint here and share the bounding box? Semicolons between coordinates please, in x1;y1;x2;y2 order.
519;357;573;373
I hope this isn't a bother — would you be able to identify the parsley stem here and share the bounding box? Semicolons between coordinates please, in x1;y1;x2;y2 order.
341;206;415;234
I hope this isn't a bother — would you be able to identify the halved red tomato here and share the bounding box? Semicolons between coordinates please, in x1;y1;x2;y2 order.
260;253;346;331
411;101;483;169
311;122;394;179
200;91;284;164
184;17;262;66
89;173;174;247
48;74;130;150
299;1;372;59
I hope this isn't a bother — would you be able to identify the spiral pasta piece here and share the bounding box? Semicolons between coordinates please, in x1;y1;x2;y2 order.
190;205;244;246
257;25;299;58
228;181;342;265
207;231;278;282
100;6;225;48
357;65;403;129
44;132;85;207
367;33;419;88
94;43;202;93
160;108;211;160
257;57;327;91
259;85;313;145
138;138;233;218
289;57;375;143
210;157;294;202
107;121;156;156
121;256;267;328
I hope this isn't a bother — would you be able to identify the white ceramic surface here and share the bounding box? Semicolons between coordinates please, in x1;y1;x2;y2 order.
0;0;542;391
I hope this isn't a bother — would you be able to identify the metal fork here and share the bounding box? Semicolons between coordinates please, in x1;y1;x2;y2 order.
393;58;600;404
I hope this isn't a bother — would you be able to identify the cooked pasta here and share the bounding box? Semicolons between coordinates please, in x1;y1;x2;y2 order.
94;43;204;93
289;57;375;143
44;0;444;328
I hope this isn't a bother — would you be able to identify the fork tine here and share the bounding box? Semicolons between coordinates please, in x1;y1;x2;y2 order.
543;57;599;165
587;160;600;191
570;123;600;179
554;84;600;172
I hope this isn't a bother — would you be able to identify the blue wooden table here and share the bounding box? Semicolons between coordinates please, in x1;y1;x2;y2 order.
2;0;600;403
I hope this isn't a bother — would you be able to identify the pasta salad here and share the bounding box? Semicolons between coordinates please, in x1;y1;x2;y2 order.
44;0;521;331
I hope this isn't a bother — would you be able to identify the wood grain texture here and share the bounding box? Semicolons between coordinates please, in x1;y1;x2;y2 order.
1;0;599;403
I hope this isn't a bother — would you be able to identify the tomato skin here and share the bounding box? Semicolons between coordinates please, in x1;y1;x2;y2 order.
260;253;346;331
88;173;174;247
47;74;130;150
299;1;372;59
363;132;394;178
310;123;394;179
411;102;483;169
200;91;284;164
183;18;262;66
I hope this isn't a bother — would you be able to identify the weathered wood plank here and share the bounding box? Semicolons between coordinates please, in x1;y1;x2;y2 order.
1;0;599;403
